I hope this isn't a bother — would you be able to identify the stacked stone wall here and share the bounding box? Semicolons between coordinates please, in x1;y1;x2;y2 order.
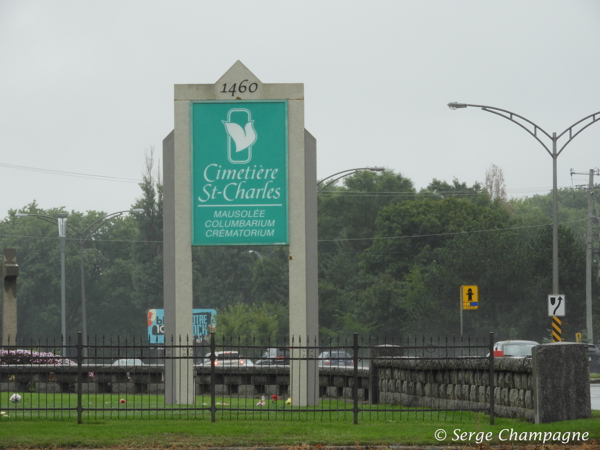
0;365;369;400
374;357;534;421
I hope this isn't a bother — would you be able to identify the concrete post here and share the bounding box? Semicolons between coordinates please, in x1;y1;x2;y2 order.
2;249;19;345
163;127;195;404
289;127;319;407
532;342;591;423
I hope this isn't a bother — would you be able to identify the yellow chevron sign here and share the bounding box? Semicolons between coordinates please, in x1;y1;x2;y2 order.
552;316;562;342
460;285;480;310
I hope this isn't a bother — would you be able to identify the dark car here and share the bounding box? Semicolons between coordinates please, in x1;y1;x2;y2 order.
254;348;290;366
588;344;600;373
318;350;354;367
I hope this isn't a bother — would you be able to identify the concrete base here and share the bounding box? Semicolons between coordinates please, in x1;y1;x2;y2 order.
532;342;591;423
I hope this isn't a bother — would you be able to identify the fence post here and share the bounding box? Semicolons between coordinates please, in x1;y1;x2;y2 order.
76;331;83;424
352;332;359;425
369;336;378;405
488;332;495;425
210;332;216;422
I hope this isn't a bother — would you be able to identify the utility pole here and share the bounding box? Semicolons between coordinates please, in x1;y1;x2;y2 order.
571;168;599;344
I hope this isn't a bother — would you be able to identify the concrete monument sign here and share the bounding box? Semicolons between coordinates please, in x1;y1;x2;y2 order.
163;61;318;406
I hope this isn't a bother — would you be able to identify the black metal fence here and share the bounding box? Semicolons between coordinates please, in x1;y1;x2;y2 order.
0;332;495;423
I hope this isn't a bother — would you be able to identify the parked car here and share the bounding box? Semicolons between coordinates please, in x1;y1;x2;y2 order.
318;350;354;367
112;358;144;366
491;340;539;357
254;348;290;366
587;344;600;373
199;351;254;367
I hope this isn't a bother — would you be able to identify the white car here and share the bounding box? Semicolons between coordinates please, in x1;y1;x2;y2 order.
112;358;145;366
491;340;539;357
200;351;254;367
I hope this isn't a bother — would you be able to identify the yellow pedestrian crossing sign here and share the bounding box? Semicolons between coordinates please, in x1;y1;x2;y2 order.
460;285;480;310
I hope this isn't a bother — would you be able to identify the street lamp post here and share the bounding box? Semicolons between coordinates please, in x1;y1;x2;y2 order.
248;250;264;261
73;209;143;356
16;212;69;357
57;213;68;358
17;209;143;356
448;102;600;297
317;167;385;193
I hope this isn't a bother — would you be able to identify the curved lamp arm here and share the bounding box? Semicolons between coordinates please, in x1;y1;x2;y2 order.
76;209;143;244
448;102;600;157
248;250;264;261
317;167;385;193
555;111;600;155
16;209;144;242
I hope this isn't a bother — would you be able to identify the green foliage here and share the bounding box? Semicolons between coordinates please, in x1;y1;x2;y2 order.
1;164;598;346
361;196;509;279
215;302;279;345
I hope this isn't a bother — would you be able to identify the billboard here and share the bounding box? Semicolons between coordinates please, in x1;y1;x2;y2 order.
191;101;288;246
147;308;216;344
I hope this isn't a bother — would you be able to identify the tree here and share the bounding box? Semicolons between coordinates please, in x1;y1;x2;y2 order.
129;148;164;336
361;196;510;279
215;302;280;346
484;164;507;202
421;178;488;205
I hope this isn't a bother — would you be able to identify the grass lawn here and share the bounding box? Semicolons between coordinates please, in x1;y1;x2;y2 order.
0;393;598;447
0;413;598;447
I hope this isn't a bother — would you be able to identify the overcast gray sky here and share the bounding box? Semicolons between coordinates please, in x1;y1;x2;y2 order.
1;1;599;218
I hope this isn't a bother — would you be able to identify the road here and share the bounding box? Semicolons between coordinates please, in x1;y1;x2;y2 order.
591;384;600;410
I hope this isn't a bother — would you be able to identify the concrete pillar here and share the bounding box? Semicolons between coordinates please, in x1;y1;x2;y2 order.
2;249;19;345
163;125;195;404
532;342;591;423
289;128;319;406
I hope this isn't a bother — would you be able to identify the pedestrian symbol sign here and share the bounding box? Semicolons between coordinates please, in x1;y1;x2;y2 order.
460;285;479;310
548;295;565;317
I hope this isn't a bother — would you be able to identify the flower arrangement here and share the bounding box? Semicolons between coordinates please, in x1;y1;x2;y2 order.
0;349;95;379
10;393;21;403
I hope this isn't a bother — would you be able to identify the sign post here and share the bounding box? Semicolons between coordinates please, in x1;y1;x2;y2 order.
163;61;318;405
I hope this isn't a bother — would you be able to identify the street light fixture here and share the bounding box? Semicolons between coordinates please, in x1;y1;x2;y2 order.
448;102;600;300
17;209;143;356
317;167;385;193
248;250;264;261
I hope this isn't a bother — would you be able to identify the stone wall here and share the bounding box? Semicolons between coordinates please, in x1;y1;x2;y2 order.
373;357;534;421
0;365;370;401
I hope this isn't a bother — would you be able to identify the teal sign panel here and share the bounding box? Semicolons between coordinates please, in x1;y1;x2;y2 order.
147;308;216;344
191;101;288;246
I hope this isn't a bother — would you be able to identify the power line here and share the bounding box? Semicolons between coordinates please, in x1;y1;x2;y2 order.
0;218;586;245
318;219;586;243
0;163;144;184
